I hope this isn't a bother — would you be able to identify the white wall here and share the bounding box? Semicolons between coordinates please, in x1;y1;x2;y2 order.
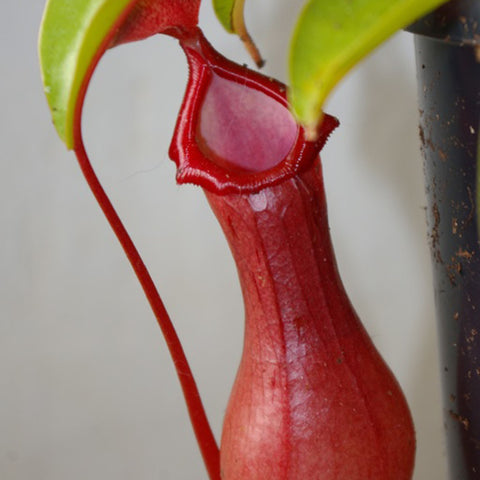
0;1;445;479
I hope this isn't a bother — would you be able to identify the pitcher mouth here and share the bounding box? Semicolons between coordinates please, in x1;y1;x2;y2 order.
168;27;339;195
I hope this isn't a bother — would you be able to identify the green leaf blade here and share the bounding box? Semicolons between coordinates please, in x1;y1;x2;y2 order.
289;0;449;135
213;0;235;32
39;0;134;149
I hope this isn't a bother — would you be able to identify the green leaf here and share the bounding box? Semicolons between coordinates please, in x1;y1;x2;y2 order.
289;0;450;136
212;0;264;67
39;0;135;149
39;0;200;150
213;0;235;32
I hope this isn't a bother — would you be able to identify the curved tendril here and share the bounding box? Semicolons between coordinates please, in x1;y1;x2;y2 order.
73;138;220;480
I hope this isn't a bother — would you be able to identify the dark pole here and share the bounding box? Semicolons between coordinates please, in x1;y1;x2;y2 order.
408;1;480;478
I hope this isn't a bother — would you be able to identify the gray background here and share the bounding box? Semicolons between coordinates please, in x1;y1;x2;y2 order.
1;1;445;478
